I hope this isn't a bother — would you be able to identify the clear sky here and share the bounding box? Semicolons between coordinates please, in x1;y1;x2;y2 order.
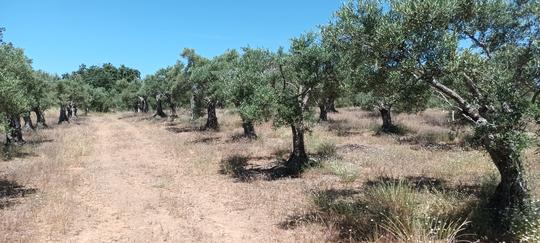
0;0;343;77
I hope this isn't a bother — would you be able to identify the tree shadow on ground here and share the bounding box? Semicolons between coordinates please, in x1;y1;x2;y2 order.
0;179;37;209
225;133;258;143
219;154;297;182
1;145;37;161
165;126;201;134
190;136;221;144
26;138;54;146
118;113;144;120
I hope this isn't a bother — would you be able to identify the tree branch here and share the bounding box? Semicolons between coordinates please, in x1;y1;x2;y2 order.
465;31;491;59
463;73;483;100
533;90;540;103
413;72;487;125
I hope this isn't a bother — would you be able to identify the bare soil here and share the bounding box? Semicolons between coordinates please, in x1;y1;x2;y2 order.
1;109;538;242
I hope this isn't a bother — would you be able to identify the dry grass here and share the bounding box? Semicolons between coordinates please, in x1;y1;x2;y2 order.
1;107;538;242
0;110;92;242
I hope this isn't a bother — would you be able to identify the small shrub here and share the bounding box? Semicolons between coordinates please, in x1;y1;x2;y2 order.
375;124;409;136
310;179;470;241
219;155;248;177
366;181;469;242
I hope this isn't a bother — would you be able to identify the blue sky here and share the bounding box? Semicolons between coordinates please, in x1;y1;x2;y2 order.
1;0;343;77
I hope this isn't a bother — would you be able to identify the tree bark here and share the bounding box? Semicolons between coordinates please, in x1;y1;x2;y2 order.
167;95;177;118
241;117;257;138
190;85;203;120
58;104;70;124
72;104;78;118
484;141;530;238
67;102;73;118
33;107;48;128
6;115;24;145
328;98;338;113
318;103;328;121
379;107;394;133
152;95;167;118
137;96;149;113
286;124;309;174
205;101;219;130
22;112;35;131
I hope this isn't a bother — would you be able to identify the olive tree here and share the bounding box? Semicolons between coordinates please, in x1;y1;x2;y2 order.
219;47;276;138
0;43;34;144
332;0;540;239
31;70;58;127
327;3;431;132
272;33;329;174
183;49;238;130
54;76;92;123
181;48;209;121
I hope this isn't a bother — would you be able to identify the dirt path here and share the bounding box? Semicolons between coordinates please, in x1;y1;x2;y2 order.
63;115;276;242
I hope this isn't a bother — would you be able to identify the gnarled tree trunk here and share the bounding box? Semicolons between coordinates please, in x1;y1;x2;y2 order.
379;107;394;133
318;103;328;121
328;98;338;113
241;116;257;138
167;95;177;118
153;95;167;118
6;115;24;145
137;96;149;113
58;104;69;124
485;140;529;239
33;107;48;128
205;101;219;130
190;85;203;120
67;102;73;118
286;123;309;174
22;112;35;131
72;104;78;118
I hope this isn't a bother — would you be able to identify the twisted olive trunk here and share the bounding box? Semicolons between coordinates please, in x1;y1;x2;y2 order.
484;140;529;238
6;115;24;145
205;101;218;130
152;95;167;118
167;95;177;118
379;107;394;133
58;105;69;124
67;103;73;118
286;123;308;174
318;103;328;121
33;107;48;128
328;98;338;113
72;105;78;118
241;117;256;138
22;112;35;131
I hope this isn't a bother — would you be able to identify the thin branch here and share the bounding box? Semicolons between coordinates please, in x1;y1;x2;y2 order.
462;73;483;100
533;90;540;103
465;31;491;59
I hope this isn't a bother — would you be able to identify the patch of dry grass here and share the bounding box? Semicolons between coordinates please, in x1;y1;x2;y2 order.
0;111;92;242
154;107;537;241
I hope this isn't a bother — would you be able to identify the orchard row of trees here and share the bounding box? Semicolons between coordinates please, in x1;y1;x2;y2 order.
137;0;539;240
1;28;54;144
1;0;539;240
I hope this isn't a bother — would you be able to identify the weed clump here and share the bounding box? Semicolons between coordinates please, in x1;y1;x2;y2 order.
311;179;471;241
